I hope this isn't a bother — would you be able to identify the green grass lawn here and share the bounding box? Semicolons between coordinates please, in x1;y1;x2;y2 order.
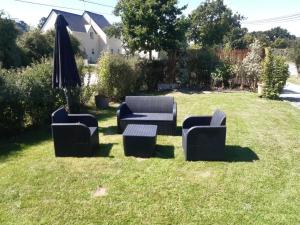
288;76;300;85
1;92;300;225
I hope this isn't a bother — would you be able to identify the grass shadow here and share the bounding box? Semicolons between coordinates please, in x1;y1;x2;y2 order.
154;145;175;159
0;127;51;160
174;126;182;136
224;145;259;162
99;126;119;135
95;143;115;158
81;105;118;121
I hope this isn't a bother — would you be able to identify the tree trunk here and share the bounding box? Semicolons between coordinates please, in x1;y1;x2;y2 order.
149;50;152;60
166;51;177;83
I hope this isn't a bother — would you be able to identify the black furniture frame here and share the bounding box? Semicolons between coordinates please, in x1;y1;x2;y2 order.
182;109;226;161
117;96;177;135
51;107;99;157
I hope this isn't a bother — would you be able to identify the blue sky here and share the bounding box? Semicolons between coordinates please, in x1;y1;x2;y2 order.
2;0;300;36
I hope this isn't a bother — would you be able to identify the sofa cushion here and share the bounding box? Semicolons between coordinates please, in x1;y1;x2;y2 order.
122;113;173;121
210;109;226;126
125;96;174;113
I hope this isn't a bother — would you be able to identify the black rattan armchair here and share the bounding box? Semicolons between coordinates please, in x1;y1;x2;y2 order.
51;107;99;157
182;109;226;161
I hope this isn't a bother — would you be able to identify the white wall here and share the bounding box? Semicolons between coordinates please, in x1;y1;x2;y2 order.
138;50;159;59
41;11;57;33
107;37;123;54
42;10;125;63
72;28;102;63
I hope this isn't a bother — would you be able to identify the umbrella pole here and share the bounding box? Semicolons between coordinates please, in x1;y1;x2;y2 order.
64;87;71;113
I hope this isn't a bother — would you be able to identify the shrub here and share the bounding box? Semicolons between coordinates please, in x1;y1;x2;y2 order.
136;59;166;91
97;53;138;101
0;69;25;136
19;59;65;125
241;40;263;90
261;49;289;99
186;48;219;88
292;40;300;72
211;61;234;88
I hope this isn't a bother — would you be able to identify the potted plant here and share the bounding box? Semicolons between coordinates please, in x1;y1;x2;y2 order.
95;86;109;109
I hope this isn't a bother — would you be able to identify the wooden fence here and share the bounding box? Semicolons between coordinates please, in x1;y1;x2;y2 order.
216;49;250;63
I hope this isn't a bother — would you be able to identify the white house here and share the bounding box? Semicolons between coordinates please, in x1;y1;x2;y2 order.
41;9;123;63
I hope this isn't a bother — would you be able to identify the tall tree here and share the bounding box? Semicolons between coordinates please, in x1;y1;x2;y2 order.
265;27;296;42
112;0;188;82
0;11;22;68
38;17;47;29
189;0;243;47
15;20;29;33
113;0;187;58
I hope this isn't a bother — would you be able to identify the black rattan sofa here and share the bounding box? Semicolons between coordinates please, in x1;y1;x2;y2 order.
51;107;99;157
182;109;226;161
117;96;177;135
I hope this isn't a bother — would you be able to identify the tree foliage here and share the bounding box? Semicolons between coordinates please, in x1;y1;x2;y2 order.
251;27;296;48
189;0;243;47
113;0;188;57
112;0;188;82
0;11;22;68
17;29;81;65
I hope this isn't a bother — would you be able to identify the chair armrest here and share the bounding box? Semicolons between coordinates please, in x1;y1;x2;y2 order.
117;102;131;119
186;125;226;144
68;114;98;127
182;116;212;129
51;123;90;143
173;102;177;122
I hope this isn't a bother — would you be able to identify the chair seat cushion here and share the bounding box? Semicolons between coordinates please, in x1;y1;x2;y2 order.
122;113;173;121
89;127;98;135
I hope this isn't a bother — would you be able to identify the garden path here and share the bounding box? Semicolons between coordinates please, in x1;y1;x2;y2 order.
280;82;300;108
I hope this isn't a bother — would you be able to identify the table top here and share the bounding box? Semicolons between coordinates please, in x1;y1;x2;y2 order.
123;124;157;137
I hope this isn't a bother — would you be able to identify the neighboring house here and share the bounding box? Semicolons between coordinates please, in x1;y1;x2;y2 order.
41;9;123;63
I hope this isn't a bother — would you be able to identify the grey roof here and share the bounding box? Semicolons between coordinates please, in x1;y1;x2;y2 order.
84;11;111;30
52;9;87;32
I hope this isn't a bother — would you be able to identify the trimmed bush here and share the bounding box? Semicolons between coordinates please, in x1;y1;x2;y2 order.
97;53;138;101
261;49;289;99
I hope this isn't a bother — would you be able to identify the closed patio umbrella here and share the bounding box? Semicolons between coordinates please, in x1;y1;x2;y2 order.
53;14;81;112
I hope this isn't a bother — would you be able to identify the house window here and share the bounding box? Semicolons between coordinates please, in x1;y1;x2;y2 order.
110;49;114;54
90;32;94;39
92;49;94;54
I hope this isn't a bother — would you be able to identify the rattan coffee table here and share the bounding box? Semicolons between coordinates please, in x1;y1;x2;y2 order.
122;124;157;158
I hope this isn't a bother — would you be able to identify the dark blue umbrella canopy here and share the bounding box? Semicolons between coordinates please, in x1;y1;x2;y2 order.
53;14;81;88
